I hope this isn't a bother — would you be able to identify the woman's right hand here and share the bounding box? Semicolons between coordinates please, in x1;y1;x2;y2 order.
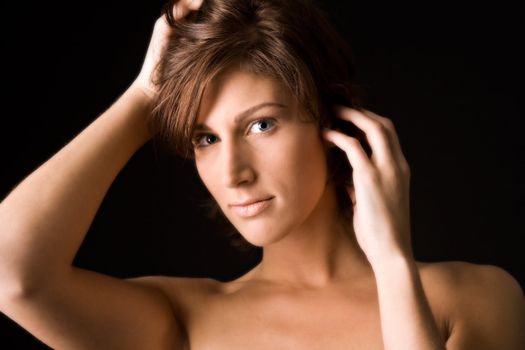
132;0;204;100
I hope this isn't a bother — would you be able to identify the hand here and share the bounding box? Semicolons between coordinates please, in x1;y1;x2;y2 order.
322;107;413;266
132;0;204;100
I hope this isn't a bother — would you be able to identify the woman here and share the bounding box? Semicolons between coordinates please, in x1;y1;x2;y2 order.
0;0;523;349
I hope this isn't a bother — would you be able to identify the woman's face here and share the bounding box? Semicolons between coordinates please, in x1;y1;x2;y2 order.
193;68;331;246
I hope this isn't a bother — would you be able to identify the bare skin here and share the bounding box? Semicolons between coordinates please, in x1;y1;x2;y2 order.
141;260;522;350
0;1;523;349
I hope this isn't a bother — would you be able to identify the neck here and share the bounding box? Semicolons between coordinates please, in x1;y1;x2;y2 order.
252;183;373;289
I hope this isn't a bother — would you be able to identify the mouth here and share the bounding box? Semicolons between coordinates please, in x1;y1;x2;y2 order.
229;197;274;218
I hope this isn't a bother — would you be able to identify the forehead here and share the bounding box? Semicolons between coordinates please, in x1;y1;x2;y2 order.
196;68;294;125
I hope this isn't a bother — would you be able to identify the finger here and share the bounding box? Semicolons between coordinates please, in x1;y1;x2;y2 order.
172;1;188;20
322;129;373;174
360;109;407;167
173;0;202;20
334;106;396;168
187;0;204;10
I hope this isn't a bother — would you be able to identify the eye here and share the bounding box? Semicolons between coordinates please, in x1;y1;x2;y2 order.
249;118;276;134
192;118;276;149
192;134;217;148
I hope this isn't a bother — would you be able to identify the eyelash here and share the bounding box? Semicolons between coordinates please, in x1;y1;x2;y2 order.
191;117;277;149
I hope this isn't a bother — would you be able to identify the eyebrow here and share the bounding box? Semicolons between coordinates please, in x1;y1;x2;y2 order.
194;102;286;132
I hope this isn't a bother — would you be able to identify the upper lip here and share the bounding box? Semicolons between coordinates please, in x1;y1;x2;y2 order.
229;196;273;207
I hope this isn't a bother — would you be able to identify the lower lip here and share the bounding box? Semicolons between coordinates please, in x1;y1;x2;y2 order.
231;198;273;218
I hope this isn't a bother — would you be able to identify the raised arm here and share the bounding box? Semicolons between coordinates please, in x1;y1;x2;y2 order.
323;107;525;349
323;107;445;349
0;1;201;348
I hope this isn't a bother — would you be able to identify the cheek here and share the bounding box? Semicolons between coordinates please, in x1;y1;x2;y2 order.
196;159;220;193
193;128;327;208
271;128;328;204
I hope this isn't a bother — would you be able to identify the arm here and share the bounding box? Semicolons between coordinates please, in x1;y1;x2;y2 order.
323;108;445;349
372;254;445;349
0;72;184;350
0;2;201;348
373;258;525;350
0;84;152;290
323;108;524;349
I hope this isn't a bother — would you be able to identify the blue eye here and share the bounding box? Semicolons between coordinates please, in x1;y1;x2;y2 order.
192;118;276;149
250;118;275;133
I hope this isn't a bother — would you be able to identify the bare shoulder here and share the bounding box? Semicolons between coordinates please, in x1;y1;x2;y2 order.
415;260;523;301
125;274;221;317
415;260;525;349
126;274;219;295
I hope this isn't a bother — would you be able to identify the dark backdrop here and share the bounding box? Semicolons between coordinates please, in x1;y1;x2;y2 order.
1;0;523;348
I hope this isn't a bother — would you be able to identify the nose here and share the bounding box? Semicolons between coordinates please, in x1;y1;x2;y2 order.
221;138;255;188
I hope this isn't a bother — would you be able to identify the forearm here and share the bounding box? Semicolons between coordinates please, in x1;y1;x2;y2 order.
0;84;153;291
372;253;445;350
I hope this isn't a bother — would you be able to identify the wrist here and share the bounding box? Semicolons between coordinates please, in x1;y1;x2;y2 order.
129;78;158;104
118;84;156;142
369;248;416;275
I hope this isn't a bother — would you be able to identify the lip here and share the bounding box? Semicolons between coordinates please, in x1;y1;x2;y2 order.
230;197;273;218
229;196;274;207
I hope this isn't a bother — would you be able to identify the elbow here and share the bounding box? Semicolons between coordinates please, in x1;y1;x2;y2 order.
0;264;41;302
0;257;65;303
0;268;67;314
0;277;29;303
0;273;35;313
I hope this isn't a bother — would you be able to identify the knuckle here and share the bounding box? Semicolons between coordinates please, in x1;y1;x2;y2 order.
398;161;411;179
381;117;395;129
339;107;356;120
341;136;360;148
371;120;387;134
361;166;381;183
382;160;409;178
400;158;410;172
404;164;411;177
382;165;401;181
348;136;361;146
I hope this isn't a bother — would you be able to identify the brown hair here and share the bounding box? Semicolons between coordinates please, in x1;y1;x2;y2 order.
150;0;369;252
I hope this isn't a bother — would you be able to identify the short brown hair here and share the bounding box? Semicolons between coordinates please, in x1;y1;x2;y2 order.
150;0;368;252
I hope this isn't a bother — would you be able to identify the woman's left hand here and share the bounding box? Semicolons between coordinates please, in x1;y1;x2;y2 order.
322;106;413;266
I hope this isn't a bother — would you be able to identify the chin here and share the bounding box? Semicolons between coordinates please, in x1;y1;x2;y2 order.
238;225;289;247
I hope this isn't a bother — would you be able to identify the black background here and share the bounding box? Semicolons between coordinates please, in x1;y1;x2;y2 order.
1;0;523;348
